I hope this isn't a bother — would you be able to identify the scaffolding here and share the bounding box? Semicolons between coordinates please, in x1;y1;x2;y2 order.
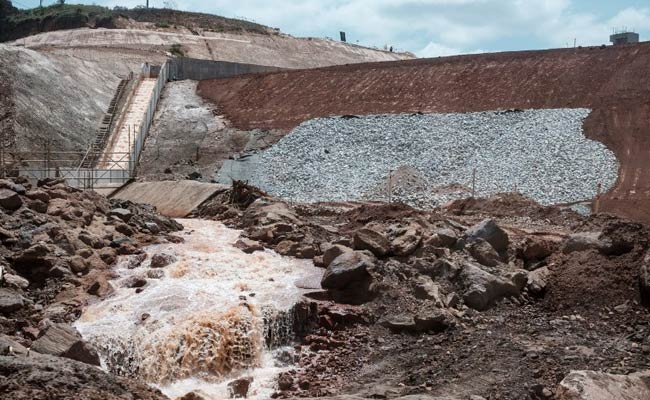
3;149;133;190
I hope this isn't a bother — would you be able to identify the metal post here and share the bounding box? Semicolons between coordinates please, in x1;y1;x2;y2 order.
0;129;4;179
471;168;477;198
128;125;132;174
388;169;393;204
595;182;602;213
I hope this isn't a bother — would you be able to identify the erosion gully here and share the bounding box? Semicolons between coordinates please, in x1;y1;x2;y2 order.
75;218;323;399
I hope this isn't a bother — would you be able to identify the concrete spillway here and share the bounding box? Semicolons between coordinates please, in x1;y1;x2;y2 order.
99;78;157;170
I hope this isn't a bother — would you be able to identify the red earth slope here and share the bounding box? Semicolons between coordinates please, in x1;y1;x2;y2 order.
198;43;650;223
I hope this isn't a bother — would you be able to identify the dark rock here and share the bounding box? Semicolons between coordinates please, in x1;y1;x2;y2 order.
415;257;460;280
382;310;453;333
322;244;352;267
459;262;520;311
144;222;160;234
561;232;602;254
227;376;253;398
321;251;375;290
27;199;49;213
0;288;25;315
235;238;264;254
640;254;650;307
31;323;101;366
278;372;294;391
519;237;555;262
465;219;509;253
123;276;147;288
115;223;134;236
150;253;177;268
69;256;88;274
0;188;22;211
427;228;458;248
26;189;51;203
353;227;391;257
109;208;132;223
0;350;167;399
467;238;501;267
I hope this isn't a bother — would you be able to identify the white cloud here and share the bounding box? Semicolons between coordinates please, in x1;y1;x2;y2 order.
418;42;463;57
31;0;650;57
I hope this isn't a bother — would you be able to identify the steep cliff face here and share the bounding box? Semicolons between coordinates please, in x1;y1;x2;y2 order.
197;43;650;222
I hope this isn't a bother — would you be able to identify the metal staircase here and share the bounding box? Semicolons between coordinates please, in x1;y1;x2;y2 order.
80;77;131;168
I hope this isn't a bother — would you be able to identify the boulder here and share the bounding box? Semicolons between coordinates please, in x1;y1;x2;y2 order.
123;276;147;288
556;370;650;400
465;219;509;253
144;222;160;234
109;208;132;223
561;232;603;254
0;188;22;211
459;262;520;311
150;253;177;268
179;392;206;400
321;251;375;290
391;224;422;256
0;350;167;400
3;273;30;290
0;288;26;315
467;238;501;267
227;376;253;398
382;310;453;333
415;257;461;280
519;237;554;262
528;266;551;297
235;238;264;254
30;323;101;366
26;189;51;203
353;228;391;257
0;334;29;356
27;199;49;213
322;244;352;267
640;253;650;307
427;228;458;248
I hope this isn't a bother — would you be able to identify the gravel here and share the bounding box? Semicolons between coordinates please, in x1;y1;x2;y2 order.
245;109;619;208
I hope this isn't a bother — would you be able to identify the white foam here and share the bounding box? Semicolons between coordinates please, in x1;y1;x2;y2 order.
76;218;321;398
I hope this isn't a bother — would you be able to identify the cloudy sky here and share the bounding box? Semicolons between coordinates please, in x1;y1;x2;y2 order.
15;0;650;56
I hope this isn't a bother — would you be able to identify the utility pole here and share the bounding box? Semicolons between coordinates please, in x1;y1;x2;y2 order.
146;0;149;8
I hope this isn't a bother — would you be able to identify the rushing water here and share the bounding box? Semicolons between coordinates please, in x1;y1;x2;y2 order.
76;219;322;399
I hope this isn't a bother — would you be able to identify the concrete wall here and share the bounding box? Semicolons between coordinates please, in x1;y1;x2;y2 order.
168;57;283;81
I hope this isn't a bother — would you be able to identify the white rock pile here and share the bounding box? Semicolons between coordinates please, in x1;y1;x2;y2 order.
247;109;619;208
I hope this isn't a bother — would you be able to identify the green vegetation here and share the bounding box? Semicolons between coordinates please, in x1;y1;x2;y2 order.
5;3;112;24
0;1;278;43
169;43;184;57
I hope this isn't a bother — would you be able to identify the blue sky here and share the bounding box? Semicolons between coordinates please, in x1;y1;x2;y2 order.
13;0;650;56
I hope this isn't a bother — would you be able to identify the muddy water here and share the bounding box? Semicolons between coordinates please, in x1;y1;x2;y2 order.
76;219;322;399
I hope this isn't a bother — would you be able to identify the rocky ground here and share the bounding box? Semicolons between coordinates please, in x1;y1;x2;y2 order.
193;182;650;399
2;177;650;399
0;176;182;399
242;110;618;207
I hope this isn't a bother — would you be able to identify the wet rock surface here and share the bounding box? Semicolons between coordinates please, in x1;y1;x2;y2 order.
0;178;182;399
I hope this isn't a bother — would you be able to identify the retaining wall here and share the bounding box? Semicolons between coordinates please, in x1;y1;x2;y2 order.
168;57;283;81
